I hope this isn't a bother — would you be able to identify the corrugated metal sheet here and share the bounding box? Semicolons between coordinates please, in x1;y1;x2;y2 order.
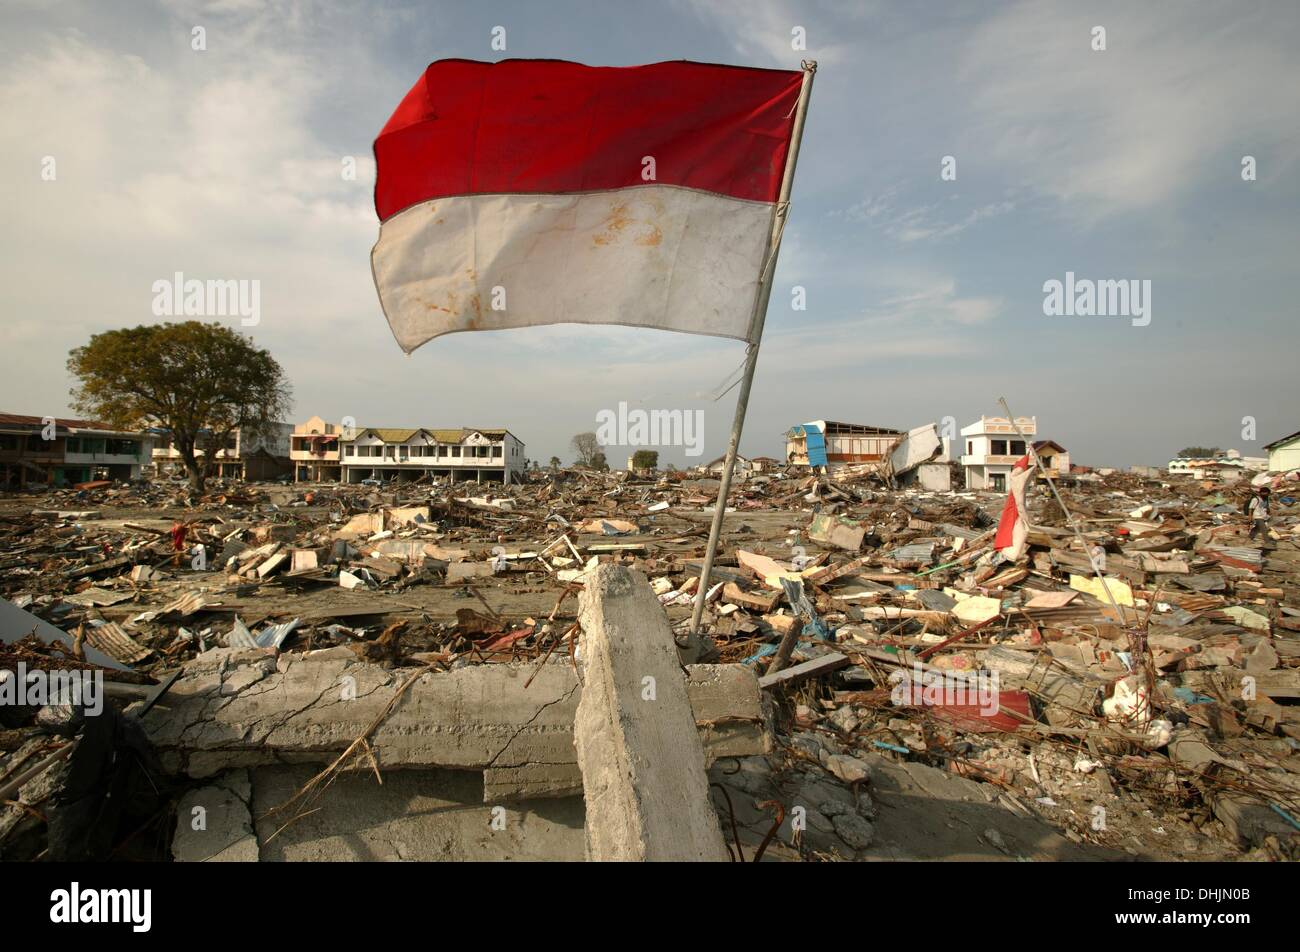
84;622;152;665
884;542;936;564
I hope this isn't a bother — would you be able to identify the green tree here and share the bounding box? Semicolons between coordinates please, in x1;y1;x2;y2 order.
548;456;561;470
68;321;292;492
632;449;659;470
1176;446;1222;458
591;451;609;472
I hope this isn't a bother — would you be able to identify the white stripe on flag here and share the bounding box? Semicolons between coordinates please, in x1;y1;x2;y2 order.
371;185;775;354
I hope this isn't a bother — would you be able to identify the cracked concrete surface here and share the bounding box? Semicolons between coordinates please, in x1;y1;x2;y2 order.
145;645;766;802
170;765;587;861
251;765;586;861
172;769;259;862
575;564;729;861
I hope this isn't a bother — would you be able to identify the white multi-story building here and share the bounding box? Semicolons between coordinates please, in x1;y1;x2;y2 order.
340;427;525;484
1167;448;1266;478
152;422;294;480
960;416;1036;491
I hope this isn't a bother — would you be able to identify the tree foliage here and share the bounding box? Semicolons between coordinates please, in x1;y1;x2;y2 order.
632;449;659;470
68;321;291;491
1176;446;1222;458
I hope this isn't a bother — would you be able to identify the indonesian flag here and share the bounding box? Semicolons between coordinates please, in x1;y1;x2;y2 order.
994;455;1033;560
371;59;804;354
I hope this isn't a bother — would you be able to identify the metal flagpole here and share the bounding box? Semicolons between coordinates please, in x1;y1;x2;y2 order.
997;397;1126;623
998;397;1154;718
690;61;817;635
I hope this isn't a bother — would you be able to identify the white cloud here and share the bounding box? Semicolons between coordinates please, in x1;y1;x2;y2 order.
765;274;1000;372
677;0;861;66
958;0;1300;221
834;189;1015;242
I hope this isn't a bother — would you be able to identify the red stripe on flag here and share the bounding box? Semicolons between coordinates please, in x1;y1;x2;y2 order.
994;490;1020;551
374;59;804;221
993;455;1031;552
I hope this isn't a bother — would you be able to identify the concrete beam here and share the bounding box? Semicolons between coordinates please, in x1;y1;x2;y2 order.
574;564;729;862
144;646;765;804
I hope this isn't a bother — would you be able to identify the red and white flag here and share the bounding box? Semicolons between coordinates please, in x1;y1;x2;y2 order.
994;455;1033;560
371;59;804;354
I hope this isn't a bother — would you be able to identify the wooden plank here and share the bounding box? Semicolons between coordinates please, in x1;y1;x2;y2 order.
758;652;849;690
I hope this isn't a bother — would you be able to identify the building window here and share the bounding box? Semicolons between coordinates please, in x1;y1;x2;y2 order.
493;446;502;458
966;441;972;455
1010;440;1026;455
452;446;461;457
991;439;1008;455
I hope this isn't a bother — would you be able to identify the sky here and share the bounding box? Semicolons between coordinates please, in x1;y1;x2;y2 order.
1;0;1297;469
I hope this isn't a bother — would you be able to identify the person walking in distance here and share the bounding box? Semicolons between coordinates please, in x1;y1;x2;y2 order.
1248;487;1271;542
170;519;189;568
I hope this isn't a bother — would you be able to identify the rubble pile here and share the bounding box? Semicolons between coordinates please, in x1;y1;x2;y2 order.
1;466;1297;861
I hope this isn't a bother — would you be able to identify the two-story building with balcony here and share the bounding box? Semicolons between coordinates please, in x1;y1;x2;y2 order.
291;416;343;483
960;416;1037;491
340;427;525;484
0;412;151;489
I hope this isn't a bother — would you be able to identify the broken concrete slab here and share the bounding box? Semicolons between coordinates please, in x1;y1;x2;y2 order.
808;512;865;552
574;563;729;861
253;765;585;861
172;770;259;862
143;646;766;802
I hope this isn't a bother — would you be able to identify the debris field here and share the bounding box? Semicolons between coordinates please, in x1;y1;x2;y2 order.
2;464;1298;861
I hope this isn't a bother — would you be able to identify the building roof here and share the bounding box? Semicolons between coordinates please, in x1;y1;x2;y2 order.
1033;440;1067;453
1263;430;1300;451
0;412;142;436
961;415;1036;436
363;428;420;443
786;421;901;438
351;427;519;444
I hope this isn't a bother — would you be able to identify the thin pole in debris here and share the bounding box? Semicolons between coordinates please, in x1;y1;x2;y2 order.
690;60;817;635
997;397;1126;624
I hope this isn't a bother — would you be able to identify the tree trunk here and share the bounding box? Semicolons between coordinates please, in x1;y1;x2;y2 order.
179;447;204;493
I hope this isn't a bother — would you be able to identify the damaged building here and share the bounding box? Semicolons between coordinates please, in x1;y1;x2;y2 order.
0;413;152;490
152;422;295;481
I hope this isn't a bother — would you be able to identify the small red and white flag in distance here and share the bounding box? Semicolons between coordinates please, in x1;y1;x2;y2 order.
994;455;1033;560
